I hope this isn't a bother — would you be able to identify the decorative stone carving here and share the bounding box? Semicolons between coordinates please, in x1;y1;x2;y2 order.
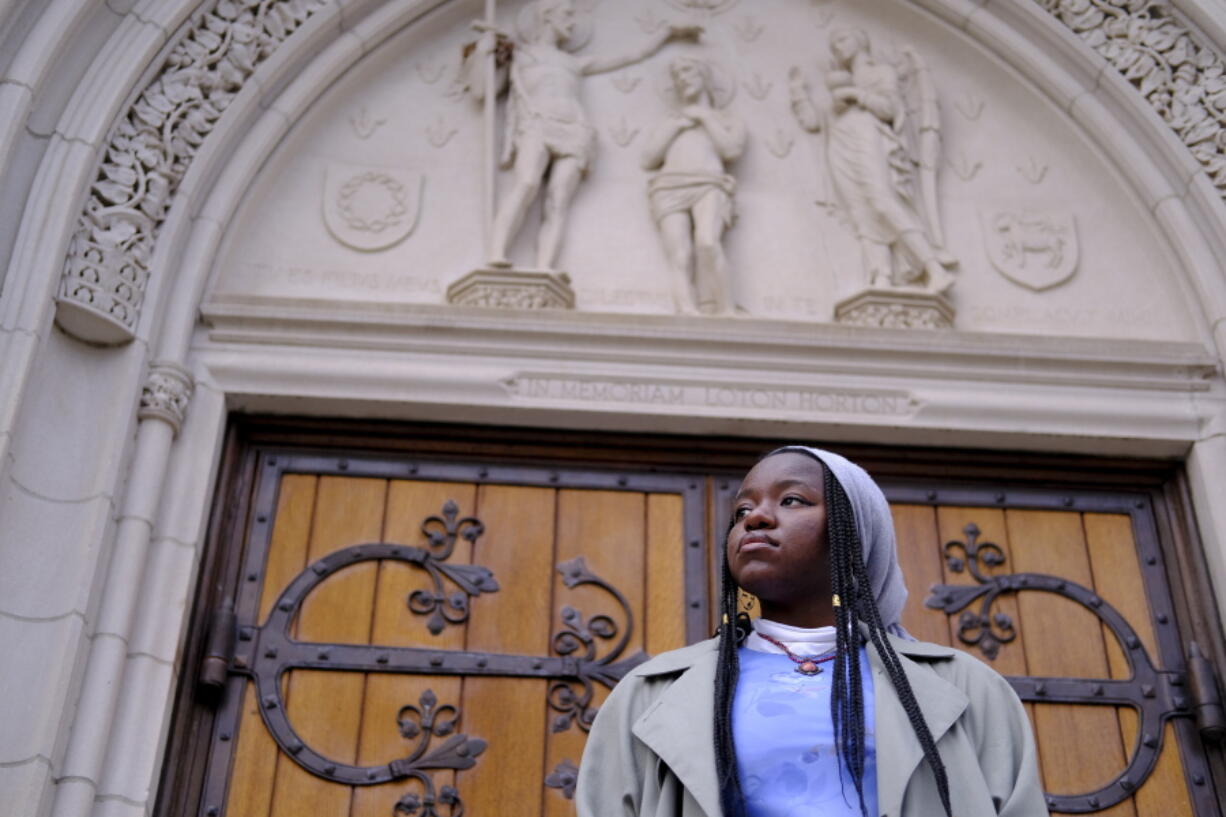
1037;0;1226;201
415;58;447;85
948;153;982;182
463;1;700;271
138;361;195;435
609;117;640;148
54;0;328;346
954;91;985;121
446;268;575;310
642;57;746;314
425;116;458;148
349;106;386;139
742;73;772;101
322;164;424;252
790;29;957;294
732;17;764;43
1016;155;1048;184
764;128;794;159
834;288;954;330
663;0;741;15
982;210;1078;291
611;73;641;94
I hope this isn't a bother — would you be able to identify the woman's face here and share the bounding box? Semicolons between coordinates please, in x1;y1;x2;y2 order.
726;452;835;627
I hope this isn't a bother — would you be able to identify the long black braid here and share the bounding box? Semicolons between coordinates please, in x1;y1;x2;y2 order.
713;452;953;817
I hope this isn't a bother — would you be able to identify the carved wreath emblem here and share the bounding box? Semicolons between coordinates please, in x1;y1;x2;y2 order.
323;162;425;251
336;172;409;233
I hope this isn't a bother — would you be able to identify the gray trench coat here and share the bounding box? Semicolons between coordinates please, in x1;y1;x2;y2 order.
575;634;1049;817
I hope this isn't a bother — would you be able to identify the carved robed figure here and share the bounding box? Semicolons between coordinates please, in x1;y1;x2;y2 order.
790;28;955;293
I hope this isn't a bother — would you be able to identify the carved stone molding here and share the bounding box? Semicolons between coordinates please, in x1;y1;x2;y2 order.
1038;0;1226;202
138;361;195;435
446;269;576;310
834;287;955;330
54;0;329;346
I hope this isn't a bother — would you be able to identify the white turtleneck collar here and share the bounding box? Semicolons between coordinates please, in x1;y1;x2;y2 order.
745;617;837;656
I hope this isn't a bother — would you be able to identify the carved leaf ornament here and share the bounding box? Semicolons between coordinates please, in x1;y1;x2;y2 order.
56;0;328;344
1038;0;1226;197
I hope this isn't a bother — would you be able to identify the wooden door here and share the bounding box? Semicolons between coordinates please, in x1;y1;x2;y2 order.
177;434;1222;817
719;480;1220;816
196;452;708;817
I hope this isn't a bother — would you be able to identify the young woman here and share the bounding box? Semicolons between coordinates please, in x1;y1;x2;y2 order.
576;446;1048;817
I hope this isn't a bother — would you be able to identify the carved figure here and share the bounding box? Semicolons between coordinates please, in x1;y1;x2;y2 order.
789;28;955;292
465;0;699;271
641;57;746;314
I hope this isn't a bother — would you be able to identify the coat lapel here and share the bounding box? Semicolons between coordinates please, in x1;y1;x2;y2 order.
626;635;968;817
871;635;968;817
631;640;723;817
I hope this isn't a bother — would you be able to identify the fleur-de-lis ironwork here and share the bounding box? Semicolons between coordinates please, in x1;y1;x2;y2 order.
407;500;499;635
545;759;579;799
548;556;644;732
388;689;486;817
928;522;1016;659
923;518;1210;812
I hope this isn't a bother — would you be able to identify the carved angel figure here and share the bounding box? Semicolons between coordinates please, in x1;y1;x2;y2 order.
789;28;955;292
641;57;746;314
464;0;699;271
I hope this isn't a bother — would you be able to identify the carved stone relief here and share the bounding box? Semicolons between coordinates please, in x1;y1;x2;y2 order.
199;0;1199;340
447;268;575;310
834;288;954;330
55;0;329;346
460;0;700;273
789;27;958;325
1038;0;1226;201
641;57;746;314
349;107;387;140
662;0;741;15
982;210;1078;292
137;361;195;435
322;164;424;252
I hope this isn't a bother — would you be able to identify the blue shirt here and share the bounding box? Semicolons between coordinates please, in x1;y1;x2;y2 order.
732;647;878;816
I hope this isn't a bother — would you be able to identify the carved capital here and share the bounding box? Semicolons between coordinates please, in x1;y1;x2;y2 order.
447;269;576;310
138;361;195;435
834;287;955;330
54;0;329;346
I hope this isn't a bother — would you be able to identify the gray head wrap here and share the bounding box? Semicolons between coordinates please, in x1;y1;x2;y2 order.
773;445;911;638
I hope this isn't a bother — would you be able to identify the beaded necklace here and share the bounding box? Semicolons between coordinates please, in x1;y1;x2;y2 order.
756;632;838;675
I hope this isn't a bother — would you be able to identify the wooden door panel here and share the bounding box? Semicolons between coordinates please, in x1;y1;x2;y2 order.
646;493;687;657
209;460;702;817
226;473;317;817
1007;509;1136;816
901;501;1202;816
458;484;555;815
892;504;948;645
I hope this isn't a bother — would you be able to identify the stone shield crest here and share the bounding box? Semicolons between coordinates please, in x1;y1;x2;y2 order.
981;210;1078;291
323;163;424;252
